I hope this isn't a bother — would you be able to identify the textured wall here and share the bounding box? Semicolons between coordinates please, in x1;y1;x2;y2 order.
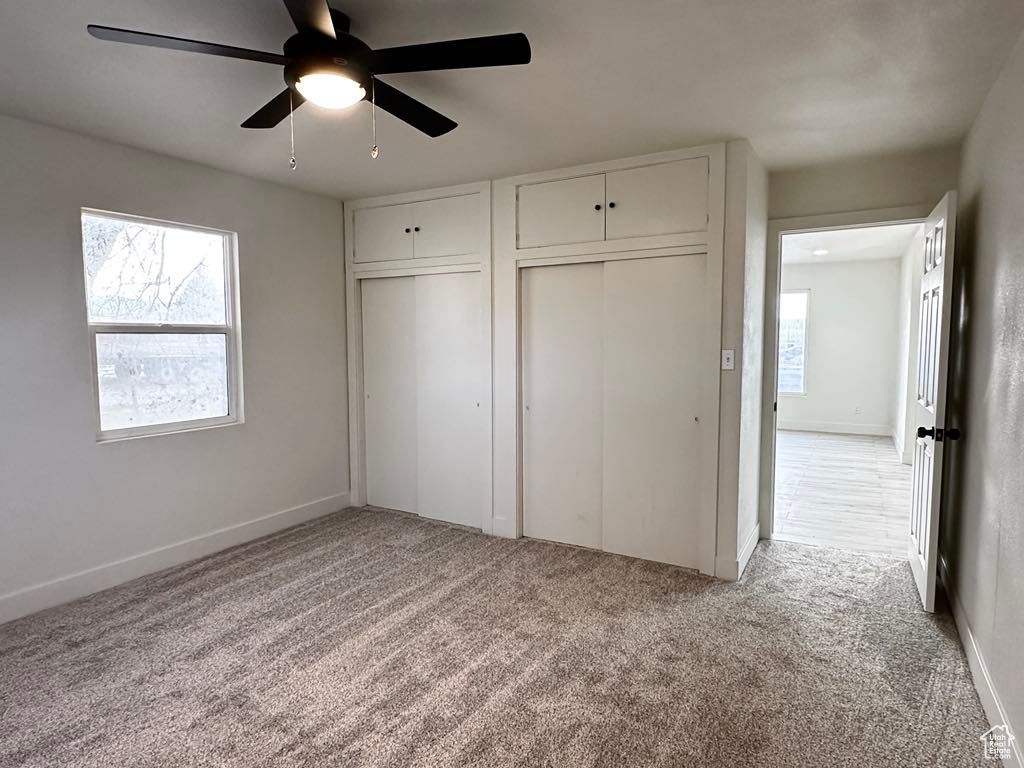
944;27;1024;741
769;145;960;220
778;258;901;435
717;140;768;578
0;115;349;618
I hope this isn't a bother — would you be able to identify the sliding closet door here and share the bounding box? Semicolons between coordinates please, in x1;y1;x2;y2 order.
602;255;706;567
521;263;604;548
416;272;484;527
361;277;418;513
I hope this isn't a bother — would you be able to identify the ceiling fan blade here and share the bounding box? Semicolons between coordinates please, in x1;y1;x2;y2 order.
87;25;287;65
241;88;306;129
282;0;336;39
371;80;457;138
370;32;531;75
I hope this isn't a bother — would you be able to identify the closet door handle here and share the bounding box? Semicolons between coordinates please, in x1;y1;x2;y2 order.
414;226;421;232
594;204;602;211
404;228;411;233
608;201;616;209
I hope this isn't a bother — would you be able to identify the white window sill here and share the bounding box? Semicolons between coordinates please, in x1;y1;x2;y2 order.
96;415;243;444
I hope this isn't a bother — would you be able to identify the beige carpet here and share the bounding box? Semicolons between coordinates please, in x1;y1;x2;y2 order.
0;507;992;767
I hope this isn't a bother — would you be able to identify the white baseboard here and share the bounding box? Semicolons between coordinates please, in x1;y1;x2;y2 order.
892;431;914;465
939;555;1021;765
777;419;892;437
0;492;351;625
716;524;761;581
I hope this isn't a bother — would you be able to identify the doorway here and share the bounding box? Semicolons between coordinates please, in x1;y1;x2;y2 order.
769;222;924;557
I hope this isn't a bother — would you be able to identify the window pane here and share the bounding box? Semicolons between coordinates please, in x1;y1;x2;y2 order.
778;292;808;394
95;334;228;431
82;213;227;325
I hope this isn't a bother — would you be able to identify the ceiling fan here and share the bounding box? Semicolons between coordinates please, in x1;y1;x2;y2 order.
87;0;531;137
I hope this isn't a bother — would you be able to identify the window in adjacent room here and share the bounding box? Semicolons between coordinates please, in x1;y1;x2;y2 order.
777;289;809;395
80;210;242;440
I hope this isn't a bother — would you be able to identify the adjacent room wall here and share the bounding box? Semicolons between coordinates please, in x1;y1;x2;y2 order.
943;26;1024;753
893;226;924;463
717;139;768;579
769;145;961;220
778;258;900;436
0;115;350;622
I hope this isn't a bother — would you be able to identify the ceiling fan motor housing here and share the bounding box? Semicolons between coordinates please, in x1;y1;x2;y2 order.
282;32;371;91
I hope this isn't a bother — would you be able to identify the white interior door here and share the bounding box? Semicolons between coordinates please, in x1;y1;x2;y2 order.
602;255;706;567
521;262;604;548
909;191;958;612
415;272;484;527
361;277;418;513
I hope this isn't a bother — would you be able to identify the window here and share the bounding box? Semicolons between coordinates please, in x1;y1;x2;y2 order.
778;290;809;395
81;210;242;439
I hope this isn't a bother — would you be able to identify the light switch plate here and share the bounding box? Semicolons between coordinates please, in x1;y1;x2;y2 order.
721;349;735;371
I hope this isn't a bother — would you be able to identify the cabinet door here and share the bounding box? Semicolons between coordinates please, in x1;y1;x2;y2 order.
412;195;479;259
517;174;606;248
521;262;604;549
415;272;484;528
605;157;709;240
361;277;418;513
353;203;415;263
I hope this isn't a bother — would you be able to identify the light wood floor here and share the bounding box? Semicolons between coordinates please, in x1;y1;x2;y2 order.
773;430;912;558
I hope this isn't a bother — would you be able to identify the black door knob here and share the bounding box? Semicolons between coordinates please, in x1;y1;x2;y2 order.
608;201;617;209
414;226;420;232
594;204;602;211
404;228;411;233
917;426;935;439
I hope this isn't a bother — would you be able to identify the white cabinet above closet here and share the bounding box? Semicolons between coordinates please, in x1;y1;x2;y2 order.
515;156;709;250
351;189;483;264
517;174;606;248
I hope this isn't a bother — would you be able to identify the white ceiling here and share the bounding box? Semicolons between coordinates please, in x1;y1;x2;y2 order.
782;223;922;265
1;0;1022;200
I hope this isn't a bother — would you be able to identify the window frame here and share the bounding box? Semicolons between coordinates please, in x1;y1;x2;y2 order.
777;288;810;397
81;208;244;442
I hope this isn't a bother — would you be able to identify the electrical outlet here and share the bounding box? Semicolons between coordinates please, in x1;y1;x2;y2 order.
721;349;735;371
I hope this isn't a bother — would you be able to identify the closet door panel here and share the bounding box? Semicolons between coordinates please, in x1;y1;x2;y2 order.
517;174;606;248
602;255;706;567
353;203;415;263
361;277;418;512
413;195;479;259
605;158;709;240
415;272;484;527
521;263;604;548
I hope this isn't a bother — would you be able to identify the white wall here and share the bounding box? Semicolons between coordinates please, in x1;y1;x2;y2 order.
778;258;900;436
0;115;349;622
717;140;768;579
942;25;1024;756
769;145;960;219
893;227;924;463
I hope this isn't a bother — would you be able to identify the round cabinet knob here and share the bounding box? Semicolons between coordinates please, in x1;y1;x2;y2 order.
608;202;617;209
594;204;602;211
404;228;411;233
414;226;421;232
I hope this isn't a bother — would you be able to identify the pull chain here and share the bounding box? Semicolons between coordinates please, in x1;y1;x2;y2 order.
369;77;379;159
288;90;297;170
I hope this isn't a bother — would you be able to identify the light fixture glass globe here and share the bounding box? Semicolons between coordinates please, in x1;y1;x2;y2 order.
295;73;365;109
